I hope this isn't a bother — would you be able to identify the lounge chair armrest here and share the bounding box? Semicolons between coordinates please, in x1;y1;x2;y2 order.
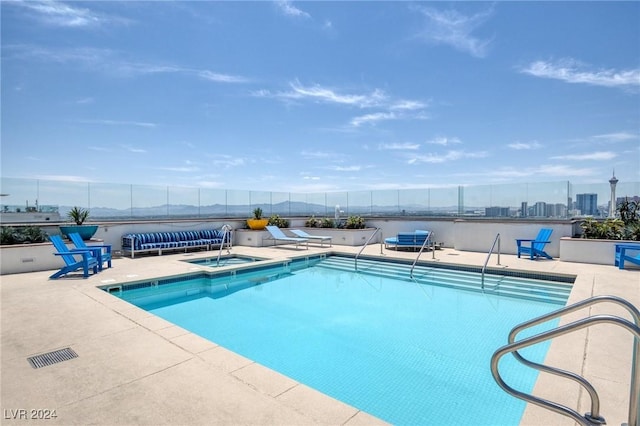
54;251;91;259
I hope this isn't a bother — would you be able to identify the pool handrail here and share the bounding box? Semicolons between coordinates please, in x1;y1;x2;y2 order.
481;233;501;289
216;224;233;266
355;228;380;271
409;231;434;278
491;295;640;426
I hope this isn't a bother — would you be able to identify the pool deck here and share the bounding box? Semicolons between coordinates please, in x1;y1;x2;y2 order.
1;244;638;426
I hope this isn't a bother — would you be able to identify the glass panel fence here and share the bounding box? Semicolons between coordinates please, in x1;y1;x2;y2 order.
200;188;229;217
2;177;638;222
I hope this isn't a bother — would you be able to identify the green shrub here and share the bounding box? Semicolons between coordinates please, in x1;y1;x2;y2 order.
267;214;289;228
580;198;640;241
344;215;366;229
305;216;320;227
1;226;48;245
320;218;335;228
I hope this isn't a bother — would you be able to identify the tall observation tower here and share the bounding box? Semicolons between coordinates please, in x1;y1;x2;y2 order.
609;170;618;218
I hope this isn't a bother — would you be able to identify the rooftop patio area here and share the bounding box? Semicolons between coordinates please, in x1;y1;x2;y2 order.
1;244;638;425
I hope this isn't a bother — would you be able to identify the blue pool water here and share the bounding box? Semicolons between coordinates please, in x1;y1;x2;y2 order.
114;256;568;425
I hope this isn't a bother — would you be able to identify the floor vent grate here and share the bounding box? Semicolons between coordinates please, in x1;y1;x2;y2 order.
27;348;78;369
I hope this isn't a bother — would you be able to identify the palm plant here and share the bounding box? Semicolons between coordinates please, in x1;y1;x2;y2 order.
68;206;89;225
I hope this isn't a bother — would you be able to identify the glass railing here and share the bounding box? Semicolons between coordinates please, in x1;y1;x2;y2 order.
1;177;638;221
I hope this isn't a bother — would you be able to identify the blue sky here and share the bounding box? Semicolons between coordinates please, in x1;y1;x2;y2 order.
2;1;639;193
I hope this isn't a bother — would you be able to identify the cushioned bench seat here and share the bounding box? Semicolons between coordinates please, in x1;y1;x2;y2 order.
384;230;432;251
122;229;231;258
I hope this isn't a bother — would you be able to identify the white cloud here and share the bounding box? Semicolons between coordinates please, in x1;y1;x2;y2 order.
390;100;428;110
197;70;249;83
276;1;311;19
158;165;201;173
207;154;246;168
300;150;338;159
378;143;420;150
408;150;487;164
121;145;147;153
488;164;596;178
11;0;128;28
329;165;363;172
537;165;596;177
425;136;461;146
521;59;640;90
285;80;387;108
350;112;396;127
255;81;428;129
592;132;639;142
79;119;157;128
550;151;617;161
35;174;93;182
6;45;249;84
508;141;542;150
413;5;494;58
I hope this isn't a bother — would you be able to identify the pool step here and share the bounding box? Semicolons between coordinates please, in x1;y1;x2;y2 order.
313;256;571;305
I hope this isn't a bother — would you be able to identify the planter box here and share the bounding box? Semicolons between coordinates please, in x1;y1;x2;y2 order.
59;225;98;240
559;237;640;267
0;242;62;275
234;228;379;247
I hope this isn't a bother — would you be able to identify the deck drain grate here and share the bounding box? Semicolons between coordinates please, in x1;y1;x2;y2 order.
27;348;78;369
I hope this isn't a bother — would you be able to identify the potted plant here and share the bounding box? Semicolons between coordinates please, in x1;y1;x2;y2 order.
246;207;269;230
59;206;99;240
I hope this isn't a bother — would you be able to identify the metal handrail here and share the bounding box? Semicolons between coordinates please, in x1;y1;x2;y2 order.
491;295;640;426
409;231;434;278
481;233;501;289
355;228;380;271
216;224;233;266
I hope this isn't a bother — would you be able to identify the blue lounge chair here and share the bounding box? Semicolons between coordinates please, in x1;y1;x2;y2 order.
615;243;640;270
265;226;308;249
516;228;553;260
290;229;332;247
68;232;112;271
49;235;99;279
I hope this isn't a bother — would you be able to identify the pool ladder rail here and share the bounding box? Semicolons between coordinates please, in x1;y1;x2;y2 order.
355;228;381;271
481;233;501;289
491;295;640;426
409;231;435;278
215;224;233;267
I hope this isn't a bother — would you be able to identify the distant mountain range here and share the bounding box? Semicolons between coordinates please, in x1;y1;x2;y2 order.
59;201;463;220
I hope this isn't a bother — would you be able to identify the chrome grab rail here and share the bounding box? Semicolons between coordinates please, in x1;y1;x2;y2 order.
355;228;380;271
409;231;433;278
216;224;233;267
481;233;501;289
491;295;640;426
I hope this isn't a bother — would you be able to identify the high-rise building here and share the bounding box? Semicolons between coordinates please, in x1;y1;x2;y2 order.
576;193;598;216
485;207;510;217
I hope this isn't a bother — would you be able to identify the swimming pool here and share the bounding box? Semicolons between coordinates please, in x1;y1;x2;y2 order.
108;255;572;425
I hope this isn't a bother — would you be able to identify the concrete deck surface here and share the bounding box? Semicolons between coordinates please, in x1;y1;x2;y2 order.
1;244;638;425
